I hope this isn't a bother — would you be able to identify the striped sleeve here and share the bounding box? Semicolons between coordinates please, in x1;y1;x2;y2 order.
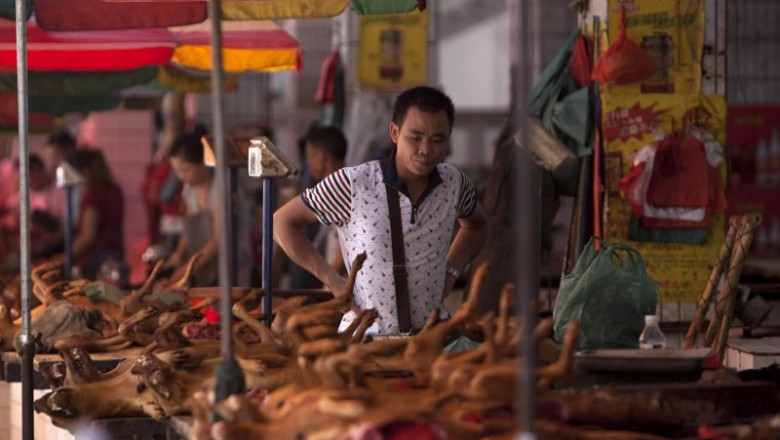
456;171;477;218
301;168;352;226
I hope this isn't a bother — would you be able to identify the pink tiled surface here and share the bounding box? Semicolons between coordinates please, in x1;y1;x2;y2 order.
79;110;155;261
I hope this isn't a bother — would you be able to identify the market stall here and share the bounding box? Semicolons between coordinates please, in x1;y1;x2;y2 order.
7;0;780;439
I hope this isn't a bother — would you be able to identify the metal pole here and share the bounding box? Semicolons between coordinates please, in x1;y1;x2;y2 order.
63;187;74;280
262;178;274;326
509;0;538;438
15;1;34;439
207;0;233;362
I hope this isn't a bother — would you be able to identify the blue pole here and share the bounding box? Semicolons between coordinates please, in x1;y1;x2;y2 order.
262;178;274;326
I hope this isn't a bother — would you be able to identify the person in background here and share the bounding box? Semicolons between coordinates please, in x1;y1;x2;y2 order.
42;131;78;224
141;146;183;254
66;149;124;279
286;126;348;289
0;154;64;269
21;155;62;260
274;86;488;335
42;131;77;175
164;131;253;287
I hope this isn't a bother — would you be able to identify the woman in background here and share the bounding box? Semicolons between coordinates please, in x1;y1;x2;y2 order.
165;132;253;287
67;149;124;279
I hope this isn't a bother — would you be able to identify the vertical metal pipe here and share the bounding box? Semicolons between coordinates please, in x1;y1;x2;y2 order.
207;0;233;361
509;0;538;437
63;187;74;280
427;0;438;86
15;1;34;440
262;178;274;326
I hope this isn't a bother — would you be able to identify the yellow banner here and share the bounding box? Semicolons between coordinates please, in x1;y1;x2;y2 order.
605;0;703;95
602;93;727;303
358;10;427;91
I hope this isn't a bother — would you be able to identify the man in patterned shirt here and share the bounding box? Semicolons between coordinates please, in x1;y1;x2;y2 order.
274;86;488;335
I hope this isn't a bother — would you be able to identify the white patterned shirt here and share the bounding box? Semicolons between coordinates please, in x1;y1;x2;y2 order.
301;157;477;335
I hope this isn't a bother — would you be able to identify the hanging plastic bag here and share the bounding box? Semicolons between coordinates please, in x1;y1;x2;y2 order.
553;237;659;350
591;7;655;85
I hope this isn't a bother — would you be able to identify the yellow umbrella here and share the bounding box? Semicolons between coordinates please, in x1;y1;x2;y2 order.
170;20;301;72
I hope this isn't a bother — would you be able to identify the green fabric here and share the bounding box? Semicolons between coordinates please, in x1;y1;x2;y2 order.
553;87;592;148
628;214;708;245
28;94;120;115
0;67;158;96
83;281;187;308
528;29;592;195
553;237;659;350
529;29;592;157
351;0;417;14
0;0;32;20
443;335;481;353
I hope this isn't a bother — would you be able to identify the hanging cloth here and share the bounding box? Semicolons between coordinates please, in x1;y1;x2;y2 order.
316;51;341;105
646;135;710;208
317;51;346;128
572;34;593;88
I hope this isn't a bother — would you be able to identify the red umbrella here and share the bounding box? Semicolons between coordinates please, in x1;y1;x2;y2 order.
0;18;175;71
98;0;350;20
0;17;300;75
34;0;207;31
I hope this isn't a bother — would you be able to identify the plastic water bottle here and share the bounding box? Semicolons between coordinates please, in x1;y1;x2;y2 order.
638;315;666;349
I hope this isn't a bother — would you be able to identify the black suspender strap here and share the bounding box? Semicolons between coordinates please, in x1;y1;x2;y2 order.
385;183;412;333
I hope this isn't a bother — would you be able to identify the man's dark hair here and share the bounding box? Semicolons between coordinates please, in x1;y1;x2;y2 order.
307;126;348;162
391;86;455;132
46;131;76;152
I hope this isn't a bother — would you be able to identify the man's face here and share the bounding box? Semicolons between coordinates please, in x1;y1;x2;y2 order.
390;107;450;180
305;143;327;181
